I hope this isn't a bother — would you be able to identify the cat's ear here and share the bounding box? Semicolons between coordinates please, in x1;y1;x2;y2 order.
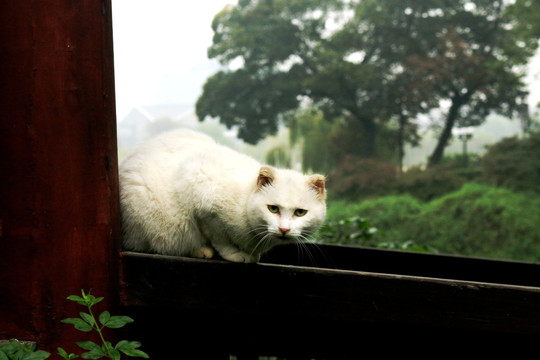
257;166;275;190
309;174;327;200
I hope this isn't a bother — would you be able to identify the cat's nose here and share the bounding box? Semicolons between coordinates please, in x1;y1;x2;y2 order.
279;227;290;235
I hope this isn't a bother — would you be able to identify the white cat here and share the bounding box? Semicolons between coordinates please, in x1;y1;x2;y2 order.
119;129;327;263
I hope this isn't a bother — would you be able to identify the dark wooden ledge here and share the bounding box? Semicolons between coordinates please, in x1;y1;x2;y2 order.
120;243;540;358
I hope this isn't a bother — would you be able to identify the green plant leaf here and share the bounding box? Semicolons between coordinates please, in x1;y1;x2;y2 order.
57;347;72;360
76;341;100;352
66;295;88;306
0;340;25;357
61;318;93;332
98;311;110;326
102;342;113;353
102;315;134;329
63;291;147;359
80;348;105;359
85;295;104;308
107;349;120;360
80;353;103;359
125;349;149;359
58;348;79;360
0;351;9;360
77;290;104;308
21;350;50;360
99;342;120;360
115;341;149;359
57;347;68;357
79;312;95;326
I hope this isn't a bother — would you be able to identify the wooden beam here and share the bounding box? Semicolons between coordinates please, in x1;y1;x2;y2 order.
121;246;540;357
0;0;119;353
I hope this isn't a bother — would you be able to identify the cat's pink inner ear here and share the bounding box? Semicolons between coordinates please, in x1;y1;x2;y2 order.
257;166;275;189
310;174;327;199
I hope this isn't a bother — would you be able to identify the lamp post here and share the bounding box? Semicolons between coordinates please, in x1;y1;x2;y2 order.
453;127;474;167
517;90;530;136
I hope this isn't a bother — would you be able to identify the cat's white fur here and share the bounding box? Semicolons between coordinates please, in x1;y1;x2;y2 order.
119;129;326;263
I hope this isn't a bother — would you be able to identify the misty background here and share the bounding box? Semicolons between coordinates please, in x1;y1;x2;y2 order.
112;0;540;167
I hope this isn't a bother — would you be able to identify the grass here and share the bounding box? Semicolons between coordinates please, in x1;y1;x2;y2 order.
324;183;540;262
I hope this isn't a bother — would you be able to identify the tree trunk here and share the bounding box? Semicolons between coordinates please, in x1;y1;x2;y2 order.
361;116;377;159
427;95;466;168
398;113;406;175
343;111;378;159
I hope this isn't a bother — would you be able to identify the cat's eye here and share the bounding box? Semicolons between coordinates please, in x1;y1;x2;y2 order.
294;209;308;217
267;205;280;214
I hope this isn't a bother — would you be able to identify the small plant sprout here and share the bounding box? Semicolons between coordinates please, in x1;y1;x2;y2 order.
58;289;149;360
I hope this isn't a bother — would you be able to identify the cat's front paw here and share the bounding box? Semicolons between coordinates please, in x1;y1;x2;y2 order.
222;251;259;263
192;246;215;259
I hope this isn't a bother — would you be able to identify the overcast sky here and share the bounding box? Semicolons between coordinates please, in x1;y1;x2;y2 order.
112;1;540;122
112;0;235;120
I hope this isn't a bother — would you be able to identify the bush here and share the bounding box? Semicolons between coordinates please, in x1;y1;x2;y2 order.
409;183;540;261
328;156;397;199
342;195;423;230
481;131;540;194
323;195;429;251
397;153;483;202
317;216;379;246
323;183;540;262
325;200;366;221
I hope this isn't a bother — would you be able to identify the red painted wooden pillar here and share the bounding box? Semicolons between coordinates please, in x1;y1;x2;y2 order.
0;0;120;353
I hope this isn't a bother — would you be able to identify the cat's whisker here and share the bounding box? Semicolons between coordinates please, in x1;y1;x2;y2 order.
292;234;332;268
246;226;269;238
294;237;318;266
301;237;334;269
250;232;274;257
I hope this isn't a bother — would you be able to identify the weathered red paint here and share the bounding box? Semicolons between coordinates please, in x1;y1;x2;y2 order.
0;0;120;353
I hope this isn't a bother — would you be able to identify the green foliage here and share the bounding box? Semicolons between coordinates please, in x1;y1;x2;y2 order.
317;216;379;246
325;200;366;221
288;107;338;174
197;0;339;144
411;183;540;261
58;290;148;360
503;0;540;63
327;128;540;203
325;184;540;262
265;146;291;168
396;161;481;202
331;195;422;229
328;157;398;199
199;0;539;162
481;130;540;194
322;197;431;252
0;340;50;360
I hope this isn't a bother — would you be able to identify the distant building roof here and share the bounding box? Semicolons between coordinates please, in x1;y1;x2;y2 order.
117;103;197;148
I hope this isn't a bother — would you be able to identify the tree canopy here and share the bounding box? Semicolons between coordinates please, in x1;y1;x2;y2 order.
196;0;539;164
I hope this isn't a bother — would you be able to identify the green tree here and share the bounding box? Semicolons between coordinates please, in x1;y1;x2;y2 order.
288;107;337;173
265;145;291;168
197;0;338;144
197;0;539;164
504;0;540;65
196;0;426;159
420;0;540;167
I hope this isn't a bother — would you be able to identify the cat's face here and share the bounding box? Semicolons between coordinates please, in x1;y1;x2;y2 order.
247;167;326;251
